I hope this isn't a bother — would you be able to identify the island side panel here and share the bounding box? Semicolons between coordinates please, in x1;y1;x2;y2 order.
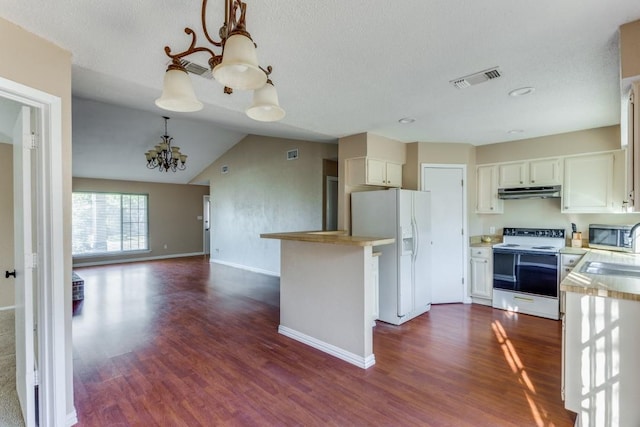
279;240;373;361
564;292;640;426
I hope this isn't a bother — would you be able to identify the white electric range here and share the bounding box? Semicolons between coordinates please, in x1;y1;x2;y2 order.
492;227;566;320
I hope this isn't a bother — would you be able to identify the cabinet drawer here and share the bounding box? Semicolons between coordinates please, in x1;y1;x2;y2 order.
492;289;559;320
470;247;492;259
561;254;583;267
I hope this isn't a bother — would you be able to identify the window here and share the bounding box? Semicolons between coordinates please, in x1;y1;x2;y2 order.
72;192;148;256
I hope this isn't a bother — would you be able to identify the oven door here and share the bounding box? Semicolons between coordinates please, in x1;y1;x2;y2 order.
493;249;559;298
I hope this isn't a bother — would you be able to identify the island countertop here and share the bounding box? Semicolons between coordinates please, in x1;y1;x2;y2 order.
260;230;394;247
560;249;640;302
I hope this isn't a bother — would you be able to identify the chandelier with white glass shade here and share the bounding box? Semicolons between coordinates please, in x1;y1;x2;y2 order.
145;117;187;172
155;0;285;122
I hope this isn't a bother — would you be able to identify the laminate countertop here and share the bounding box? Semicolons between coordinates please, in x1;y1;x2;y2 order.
260;231;395;247
560;249;640;302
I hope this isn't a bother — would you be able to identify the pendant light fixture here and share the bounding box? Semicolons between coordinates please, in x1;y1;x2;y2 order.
145;117;187;172
155;0;285;122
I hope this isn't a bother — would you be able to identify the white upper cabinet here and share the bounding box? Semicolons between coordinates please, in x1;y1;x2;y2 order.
498;162;527;187
476;165;503;214
529;158;562;185
348;157;403;188
498;158;561;188
562;152;615;213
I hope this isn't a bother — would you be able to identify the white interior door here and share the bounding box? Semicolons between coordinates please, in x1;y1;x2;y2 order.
13;105;36;426
422;166;466;304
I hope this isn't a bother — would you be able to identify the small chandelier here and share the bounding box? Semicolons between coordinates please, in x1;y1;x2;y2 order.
145;117;187;172
155;0;285;122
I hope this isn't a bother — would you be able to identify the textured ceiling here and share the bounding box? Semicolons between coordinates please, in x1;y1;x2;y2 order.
1;1;639;183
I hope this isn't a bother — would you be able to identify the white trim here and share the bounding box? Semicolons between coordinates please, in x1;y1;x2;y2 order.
420;163;470;303
278;325;375;369
0;305;16;311
66;409;78;426
73;252;204;267
210;258;280;277
0;76;67;427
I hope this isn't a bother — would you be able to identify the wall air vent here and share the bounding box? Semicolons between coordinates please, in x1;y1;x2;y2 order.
167;59;213;80
286;149;299;160
450;67;502;89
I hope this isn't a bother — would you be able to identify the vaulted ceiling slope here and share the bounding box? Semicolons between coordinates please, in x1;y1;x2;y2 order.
1;1;639;162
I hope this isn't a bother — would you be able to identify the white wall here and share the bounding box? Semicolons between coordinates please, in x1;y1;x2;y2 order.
191;135;338;275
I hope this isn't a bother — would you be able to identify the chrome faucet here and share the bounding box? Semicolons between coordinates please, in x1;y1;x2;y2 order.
631;222;640;253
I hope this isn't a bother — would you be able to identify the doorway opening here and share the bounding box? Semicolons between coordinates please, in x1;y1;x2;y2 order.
323;159;338;230
0;76;68;426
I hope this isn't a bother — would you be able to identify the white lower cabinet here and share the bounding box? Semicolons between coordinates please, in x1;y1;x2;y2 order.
559;252;585;314
469;246;492;305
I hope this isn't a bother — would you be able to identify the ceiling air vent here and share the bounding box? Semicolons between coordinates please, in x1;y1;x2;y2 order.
450;67;502;89
167;59;213;80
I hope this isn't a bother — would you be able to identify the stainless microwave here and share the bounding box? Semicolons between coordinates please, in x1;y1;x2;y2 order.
588;224;634;252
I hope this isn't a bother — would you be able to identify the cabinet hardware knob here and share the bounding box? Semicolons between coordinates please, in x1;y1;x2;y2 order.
531;180;535;183
520;181;523;184
5;270;16;278
490;207;494;210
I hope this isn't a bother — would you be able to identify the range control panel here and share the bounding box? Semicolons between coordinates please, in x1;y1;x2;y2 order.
502;228;565;238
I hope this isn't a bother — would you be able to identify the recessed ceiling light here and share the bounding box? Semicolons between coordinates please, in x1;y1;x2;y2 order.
507;129;524;134
398;117;415;124
508;87;535;97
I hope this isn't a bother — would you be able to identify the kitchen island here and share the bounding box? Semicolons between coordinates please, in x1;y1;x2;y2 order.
560;249;640;426
260;231;394;369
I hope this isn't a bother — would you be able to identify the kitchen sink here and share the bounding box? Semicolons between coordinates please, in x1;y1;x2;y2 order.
579;261;640;278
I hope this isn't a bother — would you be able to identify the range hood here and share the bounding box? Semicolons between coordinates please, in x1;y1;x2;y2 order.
498;185;561;200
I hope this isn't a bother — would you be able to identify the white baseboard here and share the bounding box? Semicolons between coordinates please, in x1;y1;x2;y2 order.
278;325;375;369
0;305;16;311
73;252;204;267
210;259;279;277
66;408;78;426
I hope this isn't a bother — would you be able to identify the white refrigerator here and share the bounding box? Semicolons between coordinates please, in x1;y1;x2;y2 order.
351;189;431;325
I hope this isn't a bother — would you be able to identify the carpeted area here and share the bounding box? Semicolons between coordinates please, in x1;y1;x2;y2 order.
0;309;24;427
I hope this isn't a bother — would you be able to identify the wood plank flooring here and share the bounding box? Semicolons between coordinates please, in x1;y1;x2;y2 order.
72;256;576;426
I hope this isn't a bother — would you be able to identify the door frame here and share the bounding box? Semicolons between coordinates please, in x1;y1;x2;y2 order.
420;163;471;303
0;76;67;425
203;195;211;255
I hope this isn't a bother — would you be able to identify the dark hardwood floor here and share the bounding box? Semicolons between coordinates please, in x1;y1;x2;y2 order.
72;256;576;426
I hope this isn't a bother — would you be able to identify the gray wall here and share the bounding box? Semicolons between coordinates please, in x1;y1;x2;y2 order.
192;135;338;275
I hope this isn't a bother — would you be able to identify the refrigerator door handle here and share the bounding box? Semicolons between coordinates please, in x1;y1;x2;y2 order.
411;218;418;261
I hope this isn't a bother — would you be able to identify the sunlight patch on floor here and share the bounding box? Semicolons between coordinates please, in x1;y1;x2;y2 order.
492;319;552;427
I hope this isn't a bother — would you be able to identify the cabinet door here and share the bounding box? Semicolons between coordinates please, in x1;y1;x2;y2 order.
562;153;614;213
385;162;403;187
530;158;561;185
366;158;387;186
470;257;491;298
476;165;503;213
498;162;528;187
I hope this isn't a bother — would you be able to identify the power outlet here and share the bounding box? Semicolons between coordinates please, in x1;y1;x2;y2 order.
164;244;168;249
489;226;496;234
